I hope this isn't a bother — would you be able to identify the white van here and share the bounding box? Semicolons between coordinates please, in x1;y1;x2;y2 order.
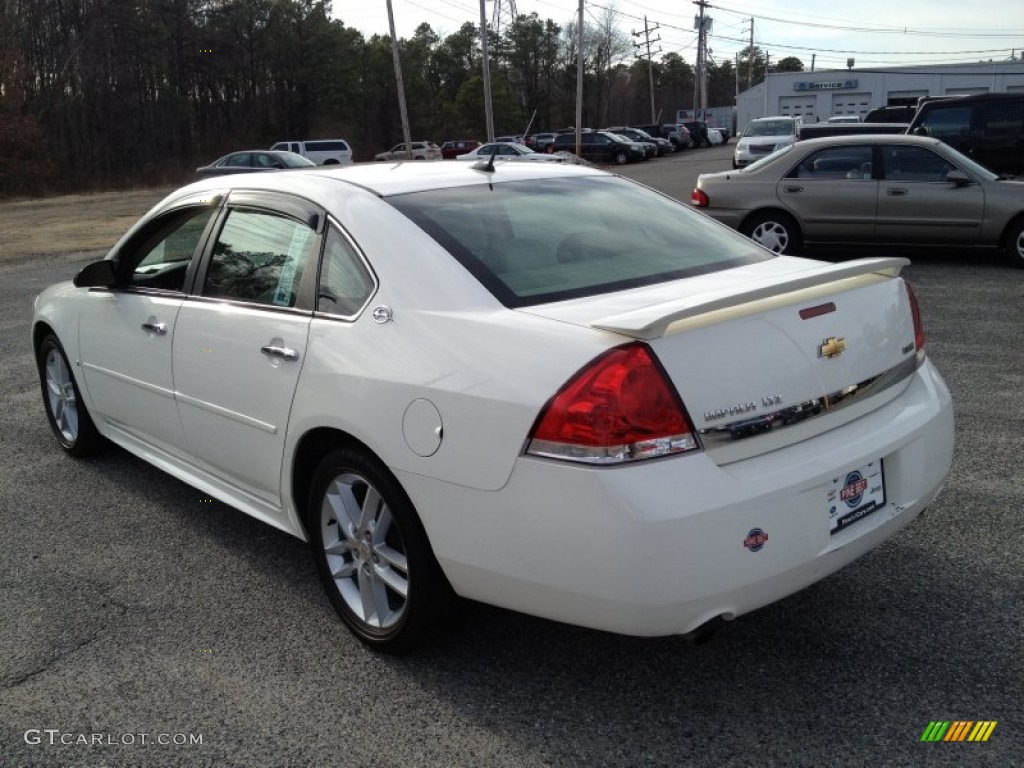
270;139;353;165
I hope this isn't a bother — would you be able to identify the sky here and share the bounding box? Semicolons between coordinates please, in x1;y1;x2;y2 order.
336;0;1024;70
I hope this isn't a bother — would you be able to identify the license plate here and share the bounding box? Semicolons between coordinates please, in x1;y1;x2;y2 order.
828;460;885;534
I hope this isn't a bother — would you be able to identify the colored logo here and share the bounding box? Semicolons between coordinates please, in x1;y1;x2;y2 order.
743;528;768;552
920;721;997;742
840;471;868;508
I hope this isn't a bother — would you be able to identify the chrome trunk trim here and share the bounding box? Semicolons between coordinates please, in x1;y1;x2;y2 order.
698;356;918;448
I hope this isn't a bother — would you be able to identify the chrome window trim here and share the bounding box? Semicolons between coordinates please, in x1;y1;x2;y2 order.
699;355;918;448
181;294;313;318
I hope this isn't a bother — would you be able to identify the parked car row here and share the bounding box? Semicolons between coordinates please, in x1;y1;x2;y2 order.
441;128;680;166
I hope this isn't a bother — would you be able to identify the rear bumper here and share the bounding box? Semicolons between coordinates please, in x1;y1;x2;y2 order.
400;359;954;637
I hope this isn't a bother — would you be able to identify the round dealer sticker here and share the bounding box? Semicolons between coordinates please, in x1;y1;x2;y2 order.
743;528;769;552
841;470;868;508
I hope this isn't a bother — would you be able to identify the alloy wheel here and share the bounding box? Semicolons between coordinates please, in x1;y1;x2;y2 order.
45;347;79;443
319;471;409;630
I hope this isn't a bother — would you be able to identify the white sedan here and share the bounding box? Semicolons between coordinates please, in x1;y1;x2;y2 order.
456;142;565;162
33;162;954;653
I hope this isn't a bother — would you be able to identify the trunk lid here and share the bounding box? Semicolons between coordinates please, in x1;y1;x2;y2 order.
520;257;920;464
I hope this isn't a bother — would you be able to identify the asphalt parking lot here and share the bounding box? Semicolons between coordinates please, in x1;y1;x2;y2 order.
1;145;1022;767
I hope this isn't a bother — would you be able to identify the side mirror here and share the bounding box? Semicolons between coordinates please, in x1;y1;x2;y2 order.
946;170;972;187
73;259;116;288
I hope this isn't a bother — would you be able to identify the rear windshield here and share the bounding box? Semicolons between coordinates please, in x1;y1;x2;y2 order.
386;176;771;307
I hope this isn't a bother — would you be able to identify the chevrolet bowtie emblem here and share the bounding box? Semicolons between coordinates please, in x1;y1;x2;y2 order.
819;336;847;359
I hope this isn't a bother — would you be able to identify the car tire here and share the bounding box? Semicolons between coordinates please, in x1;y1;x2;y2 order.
1005;218;1024;268
741;211;802;255
36;333;104;456
614;151;629;165
306;446;456;654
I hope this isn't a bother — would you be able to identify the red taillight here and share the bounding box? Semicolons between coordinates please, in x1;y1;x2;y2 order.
690;188;709;207
904;279;926;363
527;343;699;464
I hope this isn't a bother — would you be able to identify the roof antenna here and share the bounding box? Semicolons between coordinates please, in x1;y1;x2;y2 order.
473;143;501;173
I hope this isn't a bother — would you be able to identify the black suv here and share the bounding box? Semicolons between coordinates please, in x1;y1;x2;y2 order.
552;131;646;164
907;92;1024;177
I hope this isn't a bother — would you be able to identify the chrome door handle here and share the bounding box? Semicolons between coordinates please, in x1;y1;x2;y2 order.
783;185;803;193
260;344;299;362
141;321;167;335
887;188;908;196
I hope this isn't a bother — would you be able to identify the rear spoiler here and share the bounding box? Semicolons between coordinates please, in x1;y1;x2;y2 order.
592;257;910;339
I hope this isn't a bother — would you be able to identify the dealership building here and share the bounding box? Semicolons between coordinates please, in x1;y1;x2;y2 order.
736;60;1024;128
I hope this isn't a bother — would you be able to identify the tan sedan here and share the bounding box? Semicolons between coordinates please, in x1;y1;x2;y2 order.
691;134;1024;267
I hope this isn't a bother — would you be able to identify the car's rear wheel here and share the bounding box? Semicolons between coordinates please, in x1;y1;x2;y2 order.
741;211;802;255
307;447;455;653
1006;218;1024;268
36;333;104;456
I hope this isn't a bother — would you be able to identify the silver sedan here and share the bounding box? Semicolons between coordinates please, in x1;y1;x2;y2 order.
456;142;566;162
691;134;1024;267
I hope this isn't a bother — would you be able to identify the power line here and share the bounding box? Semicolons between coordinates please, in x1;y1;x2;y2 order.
709;2;1024;38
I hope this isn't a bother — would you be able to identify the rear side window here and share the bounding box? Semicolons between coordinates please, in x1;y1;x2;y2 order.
316;227;375;316
305;140;349;152
979;100;1024;139
387;176;769;308
204;210;317;307
913;106;971;140
791;146;873;179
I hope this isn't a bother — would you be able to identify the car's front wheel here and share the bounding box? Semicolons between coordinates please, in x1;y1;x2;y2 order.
741;211;802;255
614;151;629;165
36;333;104;456
307;447;455;653
1006;218;1024;268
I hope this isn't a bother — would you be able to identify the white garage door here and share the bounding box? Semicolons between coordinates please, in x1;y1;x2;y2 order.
831;92;871;119
779;96;814;118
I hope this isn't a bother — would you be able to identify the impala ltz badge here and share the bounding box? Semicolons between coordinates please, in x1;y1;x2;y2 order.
819;336;847;359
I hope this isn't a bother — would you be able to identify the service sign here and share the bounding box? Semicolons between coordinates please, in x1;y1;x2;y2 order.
793;80;859;91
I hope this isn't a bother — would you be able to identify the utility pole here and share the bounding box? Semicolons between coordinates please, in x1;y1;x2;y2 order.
479;0;494;141
632;17;661;123
747;16;754;90
386;0;413;159
692;0;712;112
575;0;583;154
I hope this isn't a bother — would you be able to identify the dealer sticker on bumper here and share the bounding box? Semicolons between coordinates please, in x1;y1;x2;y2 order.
828;460;885;534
